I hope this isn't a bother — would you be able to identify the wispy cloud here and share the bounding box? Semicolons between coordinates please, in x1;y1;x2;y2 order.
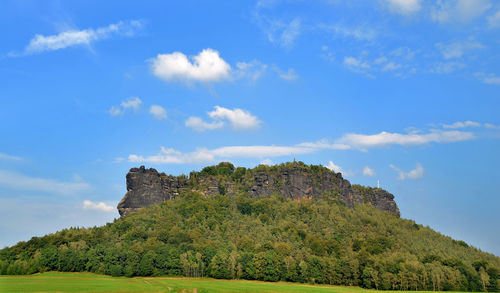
432;62;465;74
297;140;351;150
475;72;500;85
442;120;481;129
336;130;475;150
484;123;500;129
0;170;90;195
186;106;260;132
128;145;313;164
150;48;231;83
344;56;370;70
263;17;302;48
253;7;302;49
0;153;22;161
488;8;500;28
385;0;422;15
125;122;487;164
390;163;424;180
185;117;224;132
342;47;418;77
109;97;142;116
235;61;268;81
82;200;114;212
276;68;298;80
431;0;492;24
435;39;485;60
11;20;143;56
321;24;377;41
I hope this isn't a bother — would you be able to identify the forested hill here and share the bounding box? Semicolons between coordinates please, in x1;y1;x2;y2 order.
0;163;499;292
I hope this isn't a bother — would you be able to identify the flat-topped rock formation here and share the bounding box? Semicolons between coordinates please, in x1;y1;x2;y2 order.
117;162;400;217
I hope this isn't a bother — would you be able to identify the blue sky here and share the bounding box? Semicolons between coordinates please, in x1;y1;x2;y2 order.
1;0;499;256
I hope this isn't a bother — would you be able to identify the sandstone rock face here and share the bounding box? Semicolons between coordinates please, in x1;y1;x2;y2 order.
117;166;188;216
248;165;399;216
117;164;400;217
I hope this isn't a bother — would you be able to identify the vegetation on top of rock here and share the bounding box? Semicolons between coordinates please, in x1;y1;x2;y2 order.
117;161;400;217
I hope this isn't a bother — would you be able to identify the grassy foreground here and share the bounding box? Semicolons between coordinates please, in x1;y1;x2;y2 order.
0;272;473;293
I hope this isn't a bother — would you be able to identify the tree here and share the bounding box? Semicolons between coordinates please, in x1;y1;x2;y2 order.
487;278;499;292
209;251;231;279
138;251;156;276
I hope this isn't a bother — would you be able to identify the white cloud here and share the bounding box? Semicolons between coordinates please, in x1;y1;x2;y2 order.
436;39;485;59
208;106;260;130
326;161;353;177
121;97;142;110
109;97;142;116
363;166;376;176
129;147;213;164
15;20;142;56
82;200;114;212
336;130;475;149
488;9;500;28
185;117;224;132
126;122;483;165
260;159;274;166
326;160;343;173
432;0;492;23
149;105;167;120
0;170;90;195
0;153;22;161
442;120;481;129
186;106;261;132
390;163;424;180
150;48;231;83
128;144;313;164
386;0;422;15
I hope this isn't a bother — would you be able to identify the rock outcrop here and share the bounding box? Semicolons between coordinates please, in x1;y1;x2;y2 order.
117;162;400;217
117;166;188;216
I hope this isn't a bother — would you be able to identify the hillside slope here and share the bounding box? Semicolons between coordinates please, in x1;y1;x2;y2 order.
0;162;499;291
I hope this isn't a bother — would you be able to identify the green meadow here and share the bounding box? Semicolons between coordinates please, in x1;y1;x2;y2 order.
0;272;473;293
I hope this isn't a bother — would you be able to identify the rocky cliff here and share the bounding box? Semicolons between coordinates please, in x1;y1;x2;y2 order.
117;162;400;217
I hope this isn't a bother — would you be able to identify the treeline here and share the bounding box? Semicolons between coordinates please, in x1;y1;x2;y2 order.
1;172;499;291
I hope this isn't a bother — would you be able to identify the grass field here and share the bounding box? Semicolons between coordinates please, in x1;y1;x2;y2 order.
0;272;469;293
0;272;369;293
